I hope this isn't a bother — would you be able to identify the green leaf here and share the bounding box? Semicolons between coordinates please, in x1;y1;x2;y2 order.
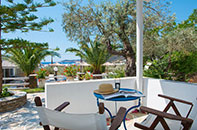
49;28;54;32
44;0;52;3
49;2;56;6
6;0;13;3
24;0;32;4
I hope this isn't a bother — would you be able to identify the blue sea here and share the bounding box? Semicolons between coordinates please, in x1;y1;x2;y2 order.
41;61;77;65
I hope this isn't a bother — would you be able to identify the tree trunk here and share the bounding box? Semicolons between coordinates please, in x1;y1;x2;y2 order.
0;0;2;94
105;38;136;77
0;48;2;94
125;54;136;77
93;70;101;74
93;69;102;79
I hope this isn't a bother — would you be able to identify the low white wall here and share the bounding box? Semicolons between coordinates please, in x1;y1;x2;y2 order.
46;77;137;116
143;78;197;129
46;77;197;129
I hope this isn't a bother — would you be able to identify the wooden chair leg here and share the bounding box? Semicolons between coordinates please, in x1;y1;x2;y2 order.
35;97;51;130
43;125;50;130
159;117;170;130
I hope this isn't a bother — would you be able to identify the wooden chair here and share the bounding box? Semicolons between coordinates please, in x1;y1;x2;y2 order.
34;96;126;130
134;94;195;130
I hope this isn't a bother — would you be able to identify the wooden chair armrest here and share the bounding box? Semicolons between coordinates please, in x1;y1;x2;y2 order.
53;102;70;130
54;102;70;111
140;106;193;123
158;94;193;106
109;107;127;130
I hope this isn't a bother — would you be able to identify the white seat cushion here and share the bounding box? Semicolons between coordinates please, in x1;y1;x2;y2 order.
36;107;108;130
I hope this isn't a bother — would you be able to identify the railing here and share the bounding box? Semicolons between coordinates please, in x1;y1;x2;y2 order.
3;77;29;86
45;75;66;79
92;73;108;79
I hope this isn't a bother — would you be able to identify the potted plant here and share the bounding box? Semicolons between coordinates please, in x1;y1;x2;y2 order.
64;65;80;81
36;68;48;87
84;72;93;80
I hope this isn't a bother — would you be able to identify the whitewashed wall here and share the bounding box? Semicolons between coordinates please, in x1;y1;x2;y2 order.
46;77;137;116
143;78;197;129
46;77;197;129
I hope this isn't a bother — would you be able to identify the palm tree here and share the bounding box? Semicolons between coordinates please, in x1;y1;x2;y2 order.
66;39;111;74
5;39;60;76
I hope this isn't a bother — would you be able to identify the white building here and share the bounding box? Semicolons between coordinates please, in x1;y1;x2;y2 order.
2;60;24;78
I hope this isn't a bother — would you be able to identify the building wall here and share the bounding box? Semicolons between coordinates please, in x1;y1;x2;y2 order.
15;68;25;77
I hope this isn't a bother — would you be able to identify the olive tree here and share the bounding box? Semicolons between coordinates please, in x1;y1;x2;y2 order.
62;0;173;76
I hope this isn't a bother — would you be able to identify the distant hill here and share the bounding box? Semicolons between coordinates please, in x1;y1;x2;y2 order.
107;56;125;63
59;56;125;63
60;59;80;62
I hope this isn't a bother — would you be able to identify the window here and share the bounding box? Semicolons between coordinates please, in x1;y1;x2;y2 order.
10;69;15;76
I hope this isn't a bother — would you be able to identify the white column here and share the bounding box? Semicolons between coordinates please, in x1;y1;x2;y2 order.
136;0;143;91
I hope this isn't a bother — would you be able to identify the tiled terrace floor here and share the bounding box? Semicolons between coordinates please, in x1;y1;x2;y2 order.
0;92;146;130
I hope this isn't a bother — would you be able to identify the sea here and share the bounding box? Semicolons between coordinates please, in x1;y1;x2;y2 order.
41;60;79;66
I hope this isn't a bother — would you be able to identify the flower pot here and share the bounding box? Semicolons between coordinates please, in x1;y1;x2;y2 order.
67;76;74;81
78;73;85;80
38;79;46;88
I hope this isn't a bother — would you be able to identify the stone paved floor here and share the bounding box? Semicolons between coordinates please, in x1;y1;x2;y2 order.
0;92;146;130
0;93;44;130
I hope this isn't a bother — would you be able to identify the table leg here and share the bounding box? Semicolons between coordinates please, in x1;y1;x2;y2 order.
123;98;141;130
96;98;113;119
115;101;117;114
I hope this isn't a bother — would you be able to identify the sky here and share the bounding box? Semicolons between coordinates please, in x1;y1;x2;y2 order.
2;0;197;62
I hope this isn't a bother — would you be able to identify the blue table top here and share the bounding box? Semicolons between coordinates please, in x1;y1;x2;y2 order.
93;88;143;101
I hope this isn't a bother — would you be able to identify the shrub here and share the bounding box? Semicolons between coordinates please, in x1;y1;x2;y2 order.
43;66;55;74
144;51;197;81
108;68;125;78
83;66;93;73
36;68;48;79
84;72;93;80
64;65;80;77
0;88;13;98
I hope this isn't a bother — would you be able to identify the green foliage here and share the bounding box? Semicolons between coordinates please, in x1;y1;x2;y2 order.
144;10;197;59
0;0;56;94
108;68;125;78
36;68;48;79
143;10;197;82
4;39;60;76
0;88;13;98
20;87;45;93
176;9;196;30
63;65;80;77
161;27;197;54
66;39;111;74
0;0;56;33
43;66;55;74
144;56;170;79
83;72;93;80
83;66;93;73
101;66;106;73
62;0;172;76
144;52;197;81
0;38;48;50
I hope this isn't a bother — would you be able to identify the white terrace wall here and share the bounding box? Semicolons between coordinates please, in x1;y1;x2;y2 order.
143;78;197;129
46;77;136;116
46;77;197;129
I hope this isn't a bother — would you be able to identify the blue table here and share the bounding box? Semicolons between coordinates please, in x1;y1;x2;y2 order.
94;88;143;130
